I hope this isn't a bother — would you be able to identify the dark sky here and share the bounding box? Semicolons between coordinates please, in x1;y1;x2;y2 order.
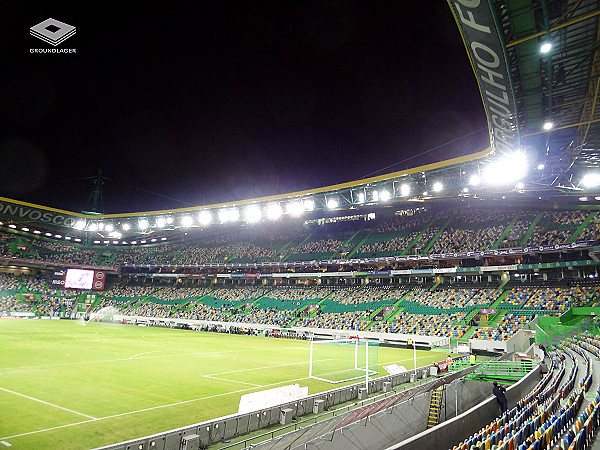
0;1;489;214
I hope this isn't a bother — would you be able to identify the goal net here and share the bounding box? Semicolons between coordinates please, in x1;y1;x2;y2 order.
309;339;379;384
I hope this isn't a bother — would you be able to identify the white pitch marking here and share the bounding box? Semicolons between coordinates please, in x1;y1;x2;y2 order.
0;376;310;441
206;358;334;377
0;387;97;420
203;375;262;387
0;441;11;446
129;350;161;359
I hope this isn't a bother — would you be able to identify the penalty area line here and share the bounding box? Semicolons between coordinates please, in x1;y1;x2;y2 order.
0;386;97;420
0;376;310;441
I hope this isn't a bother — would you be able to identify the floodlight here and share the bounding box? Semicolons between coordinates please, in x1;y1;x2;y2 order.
543;121;554;130
267;203;282;220
181;215;193;227
303;198;315;211
537;164;545;170
469;175;480;186
105;224;114;232
97;222;105;231
93;240;100;244
198;210;212;225
113;240;119;244
245;205;262;223
582;173;600;188
327;198;339;209
75;220;85;230
151;238;157;242
22;227;29;232
218;209;229;223
154;217;164;228
400;184;410;197
422;191;428;197
540;42;552;53
161;237;167;241
580;196;589;202
140;240;146;244
287;201;303;216
166;216;173;224
74;238;81;242
357;192;365;203
516;182;524;189
462;187;469;193
44;231;51;236
131;241;137;244
229;208;240;221
139;218;149;230
33;230;41;234
88;222;98;232
380;190;391;201
432;182;443;192
483;152;527;184
372;191;379;201
55;234;62;238
65;236;71;240
122;222;131;231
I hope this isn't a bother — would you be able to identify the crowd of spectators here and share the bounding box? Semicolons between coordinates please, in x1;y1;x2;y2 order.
0;294;34;314
297;311;371;331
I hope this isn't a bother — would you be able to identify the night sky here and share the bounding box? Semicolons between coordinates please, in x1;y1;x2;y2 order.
0;1;489;214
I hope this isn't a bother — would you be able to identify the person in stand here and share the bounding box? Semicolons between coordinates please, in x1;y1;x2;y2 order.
492;381;508;414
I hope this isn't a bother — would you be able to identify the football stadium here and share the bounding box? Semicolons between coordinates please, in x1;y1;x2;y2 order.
5;2;600;450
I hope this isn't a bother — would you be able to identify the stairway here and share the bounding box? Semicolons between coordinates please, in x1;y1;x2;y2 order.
427;385;445;428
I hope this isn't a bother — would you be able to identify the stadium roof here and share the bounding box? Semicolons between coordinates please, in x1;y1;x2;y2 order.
2;1;600;242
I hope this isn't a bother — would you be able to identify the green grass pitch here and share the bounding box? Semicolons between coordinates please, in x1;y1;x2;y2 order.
0;319;444;449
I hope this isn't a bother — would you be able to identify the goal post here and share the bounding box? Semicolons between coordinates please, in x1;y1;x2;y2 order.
308;339;378;384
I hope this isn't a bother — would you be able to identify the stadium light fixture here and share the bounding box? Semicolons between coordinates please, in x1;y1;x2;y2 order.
267;203;282;220
155;217;166;228
181;215;193;227
400;183;410;197
483;152;527;184
54;234;62;238
579;196;589;201
229;208;240;222
94;240;101;244
357;192;365;203
74;220;85;230
582;173;600;188
218;209;230;223
543;121;554;130
515;182;524;189
166;216;173;224
372;191;379;202
537;163;545;170
44;231;51;236
327;198;339;209
462;187;469;193
287;201;303;217
88;222;98;232
22;227;29;232
112;240;119;244
469;175;480;186
131;241;137;244
140;240;146;244
245;205;262;223
33;230;41;234
432;182;443;192
303;198;315;211
122;222;131;231
97;222;105;231
161;237;167;241
74;238;81;242
105;223;114;232
65;236;71;240
151;238;157;242
139;218;149;230
380;190;391;201
198;210;212;225
540;42;552;53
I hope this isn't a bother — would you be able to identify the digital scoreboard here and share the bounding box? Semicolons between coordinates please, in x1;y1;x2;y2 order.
50;268;106;290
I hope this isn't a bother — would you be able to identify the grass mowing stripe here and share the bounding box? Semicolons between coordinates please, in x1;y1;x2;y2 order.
0;386;97;420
